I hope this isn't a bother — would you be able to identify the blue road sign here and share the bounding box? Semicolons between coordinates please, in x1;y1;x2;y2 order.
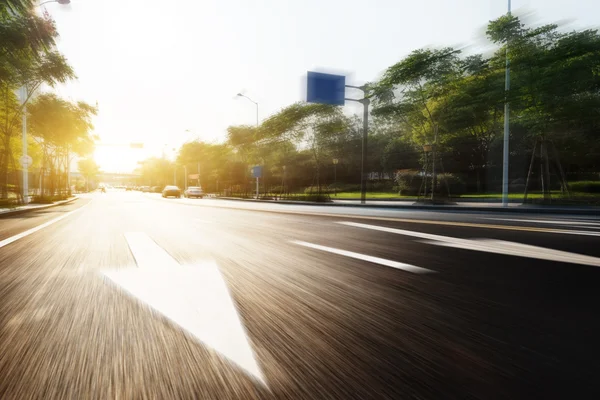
252;166;263;178
306;71;345;106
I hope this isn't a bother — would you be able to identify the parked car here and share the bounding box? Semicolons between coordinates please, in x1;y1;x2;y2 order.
184;186;203;198
151;186;162;193
162;185;181;198
140;186;150;192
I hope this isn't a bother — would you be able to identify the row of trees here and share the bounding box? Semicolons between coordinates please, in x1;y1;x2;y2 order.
1;0;98;203
138;15;600;199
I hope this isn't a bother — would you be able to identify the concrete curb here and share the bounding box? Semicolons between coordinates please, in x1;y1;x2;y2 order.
215;197;599;216
0;196;79;218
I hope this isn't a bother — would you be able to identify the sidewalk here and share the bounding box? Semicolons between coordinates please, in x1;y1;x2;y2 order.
0;196;78;217
216;196;599;215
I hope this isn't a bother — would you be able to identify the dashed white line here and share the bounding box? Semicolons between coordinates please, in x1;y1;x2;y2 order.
290;240;433;274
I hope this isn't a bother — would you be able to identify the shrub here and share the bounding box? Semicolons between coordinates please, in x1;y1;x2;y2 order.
437;173;466;195
395;169;422;195
294;194;331;202
395;170;466;196
0;198;17;208
304;185;331;194
369;180;395;192
568;181;600;193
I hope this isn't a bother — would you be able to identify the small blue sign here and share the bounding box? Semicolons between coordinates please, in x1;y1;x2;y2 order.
307;71;345;106
252;166;263;178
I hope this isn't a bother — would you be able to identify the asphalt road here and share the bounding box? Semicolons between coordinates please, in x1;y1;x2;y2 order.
1;191;599;399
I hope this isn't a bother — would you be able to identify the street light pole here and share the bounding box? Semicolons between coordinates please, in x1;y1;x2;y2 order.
345;85;370;205
502;0;512;207
236;93;259;127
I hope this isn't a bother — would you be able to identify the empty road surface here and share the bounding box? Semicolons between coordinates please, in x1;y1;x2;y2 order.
1;191;599;399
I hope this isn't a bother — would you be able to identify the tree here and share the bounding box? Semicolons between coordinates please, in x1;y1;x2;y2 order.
0;5;75;200
78;157;99;191
372;47;462;195
258;102;348;193
27;93;96;196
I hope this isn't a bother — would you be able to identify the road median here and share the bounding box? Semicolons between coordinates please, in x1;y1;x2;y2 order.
215;196;599;216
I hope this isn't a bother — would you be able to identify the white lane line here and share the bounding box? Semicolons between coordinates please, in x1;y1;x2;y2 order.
106;233;265;385
337;221;452;242
339;219;600;239
124;232;179;270
0;203;89;249
484;217;600;227
338;221;600;267
427;238;600;267
290;240;433;274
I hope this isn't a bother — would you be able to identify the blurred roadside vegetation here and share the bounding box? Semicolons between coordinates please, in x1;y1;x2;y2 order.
135;14;600;204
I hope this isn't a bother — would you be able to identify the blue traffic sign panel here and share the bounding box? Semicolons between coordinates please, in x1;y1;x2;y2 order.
252;166;263;178
306;71;345;106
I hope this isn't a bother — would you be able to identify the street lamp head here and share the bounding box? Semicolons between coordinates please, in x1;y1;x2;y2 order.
57;0;71;4
236;93;243;97
333;158;339;165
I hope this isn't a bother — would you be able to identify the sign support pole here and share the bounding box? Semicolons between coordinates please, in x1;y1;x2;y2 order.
256;177;259;199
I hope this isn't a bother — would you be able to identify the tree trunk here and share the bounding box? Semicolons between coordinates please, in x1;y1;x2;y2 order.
541;140;551;203
9;151;23;203
523;139;538;203
0;137;10;199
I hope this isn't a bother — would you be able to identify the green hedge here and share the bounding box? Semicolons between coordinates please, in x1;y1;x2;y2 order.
568;181;600;193
395;170;466;196
0;198;17;208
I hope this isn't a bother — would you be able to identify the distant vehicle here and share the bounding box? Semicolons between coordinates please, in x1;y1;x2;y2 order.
162;185;181;198
151;186;162;193
184;186;203;199
140;186;151;192
126;186;133;191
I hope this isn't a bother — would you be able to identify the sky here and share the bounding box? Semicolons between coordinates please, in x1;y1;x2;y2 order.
43;0;599;173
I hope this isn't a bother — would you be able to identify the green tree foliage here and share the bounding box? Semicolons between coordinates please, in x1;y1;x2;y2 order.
137;15;600;199
27;93;97;196
77;157;99;191
0;3;75;200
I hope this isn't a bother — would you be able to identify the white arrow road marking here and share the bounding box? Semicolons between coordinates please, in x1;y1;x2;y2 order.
338;221;600;267
102;232;265;385
290;240;433;274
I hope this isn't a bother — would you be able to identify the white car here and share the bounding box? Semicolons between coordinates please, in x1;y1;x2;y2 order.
184;186;204;198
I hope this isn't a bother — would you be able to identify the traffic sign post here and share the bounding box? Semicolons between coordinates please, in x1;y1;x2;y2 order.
19;155;33;168
252;166;262;199
306;72;369;204
306;72;346;106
